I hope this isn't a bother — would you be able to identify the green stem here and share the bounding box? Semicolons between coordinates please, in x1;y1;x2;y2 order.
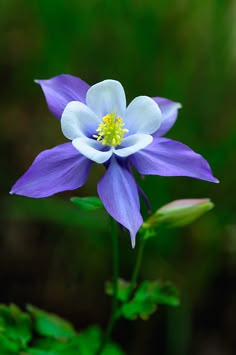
97;218;119;355
127;234;146;299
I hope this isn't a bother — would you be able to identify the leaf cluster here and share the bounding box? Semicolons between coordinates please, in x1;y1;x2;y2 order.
0;304;123;355
106;279;180;321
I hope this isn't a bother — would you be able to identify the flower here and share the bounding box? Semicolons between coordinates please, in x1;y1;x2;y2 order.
10;75;218;247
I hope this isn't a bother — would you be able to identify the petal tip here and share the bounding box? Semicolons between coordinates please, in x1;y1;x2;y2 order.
177;102;182;109
131;236;136;248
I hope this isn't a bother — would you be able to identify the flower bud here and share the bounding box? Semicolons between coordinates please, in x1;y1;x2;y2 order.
143;198;214;230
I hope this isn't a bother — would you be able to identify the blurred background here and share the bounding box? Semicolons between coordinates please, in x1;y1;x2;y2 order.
1;0;236;354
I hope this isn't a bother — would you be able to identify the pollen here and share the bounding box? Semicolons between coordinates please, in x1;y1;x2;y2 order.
93;113;128;147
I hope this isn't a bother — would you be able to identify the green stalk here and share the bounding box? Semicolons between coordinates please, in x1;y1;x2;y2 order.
97;228;146;354
127;235;146;299
96;218;119;354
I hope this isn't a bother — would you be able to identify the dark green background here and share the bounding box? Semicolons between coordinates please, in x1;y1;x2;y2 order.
1;1;236;354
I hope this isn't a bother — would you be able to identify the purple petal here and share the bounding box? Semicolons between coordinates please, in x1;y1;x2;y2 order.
130;137;219;183
35;75;90;120
152;97;181;136
97;157;143;247
10;143;92;198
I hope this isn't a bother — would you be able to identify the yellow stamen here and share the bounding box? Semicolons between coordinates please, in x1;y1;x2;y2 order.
93;113;128;147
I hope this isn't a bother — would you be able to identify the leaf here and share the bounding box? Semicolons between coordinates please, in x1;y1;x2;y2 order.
105;279;130;302
72;326;101;355
75;326;124;355
71;197;104;211
120;281;180;321
135;281;180;307
28;326;124;355
27;337;81;355
102;342;125;355
0;304;32;348
121;301;157;321
27;305;75;339
0;333;20;353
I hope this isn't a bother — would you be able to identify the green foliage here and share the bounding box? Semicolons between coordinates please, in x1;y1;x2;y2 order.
66;326;124;355
28;326;124;355
106;277;180;321
71;196;104;211
0;334;20;354
0;304;31;351
105;278;130;302
27;305;76;339
120;281;180;320
0;304;124;355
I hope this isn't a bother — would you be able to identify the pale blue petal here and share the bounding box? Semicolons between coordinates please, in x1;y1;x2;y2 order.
86;80;126;118
72;137;112;164
114;134;153;158
61;101;100;140
123;96;162;135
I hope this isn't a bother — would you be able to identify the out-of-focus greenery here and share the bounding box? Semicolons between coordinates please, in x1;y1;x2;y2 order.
0;303;124;354
1;1;236;354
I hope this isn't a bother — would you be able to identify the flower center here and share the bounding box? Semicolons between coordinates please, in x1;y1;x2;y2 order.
93;113;129;147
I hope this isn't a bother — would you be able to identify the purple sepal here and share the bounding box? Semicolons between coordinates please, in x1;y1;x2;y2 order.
152;97;181;136
10;142;92;198
35;74;90;119
97;157;143;248
130;137;219;183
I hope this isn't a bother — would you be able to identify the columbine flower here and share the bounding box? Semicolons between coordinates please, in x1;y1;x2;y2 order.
10;75;218;247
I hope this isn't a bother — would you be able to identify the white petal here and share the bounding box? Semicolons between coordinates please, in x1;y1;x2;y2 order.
86;80;126;118
114;134;153;158
72;137;112;164
61;101;100;140
124;96;162;135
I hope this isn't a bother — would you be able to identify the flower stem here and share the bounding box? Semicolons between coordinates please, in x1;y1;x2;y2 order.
97;218;119;355
127;234;146;299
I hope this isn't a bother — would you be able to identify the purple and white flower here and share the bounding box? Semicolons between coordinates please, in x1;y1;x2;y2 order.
10;75;218;247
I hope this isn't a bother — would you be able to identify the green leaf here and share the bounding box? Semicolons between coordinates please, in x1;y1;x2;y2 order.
74;326;124;355
121;301;157;321
0;304;32;349
27;305;75;339
28;326;124;355
27;337;82;355
71;197;104;211
142;199;214;234
73;326;100;355
102;342;125;355
0;333;20;354
135;281;180;307
120;281;180;321
105;279;130;302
